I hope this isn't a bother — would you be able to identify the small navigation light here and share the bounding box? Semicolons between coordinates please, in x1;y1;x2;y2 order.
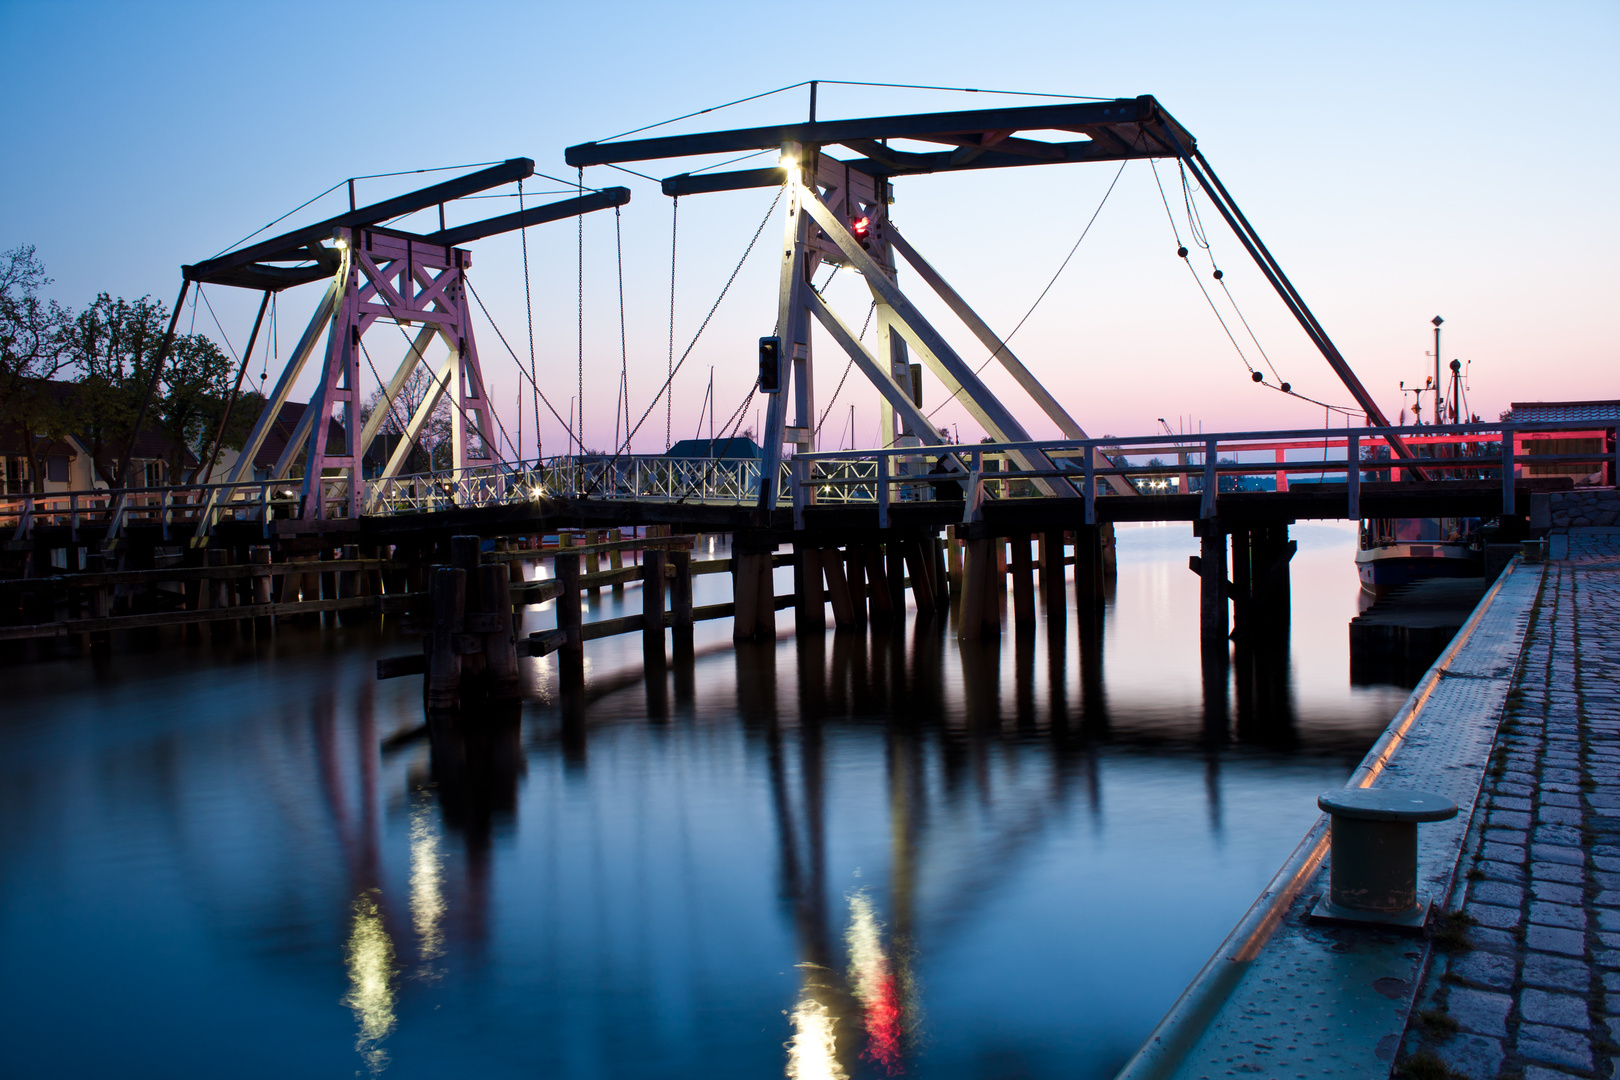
851;215;871;248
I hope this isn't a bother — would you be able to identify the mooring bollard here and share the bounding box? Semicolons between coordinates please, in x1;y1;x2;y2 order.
1313;787;1458;927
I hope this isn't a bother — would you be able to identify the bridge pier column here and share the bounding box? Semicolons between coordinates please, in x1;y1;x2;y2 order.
1197;523;1230;649
1010;533;1036;630
795;547;827;634
1042;529;1067;639
1073;526;1103;610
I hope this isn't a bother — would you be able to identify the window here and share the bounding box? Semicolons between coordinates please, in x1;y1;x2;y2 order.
47;456;69;484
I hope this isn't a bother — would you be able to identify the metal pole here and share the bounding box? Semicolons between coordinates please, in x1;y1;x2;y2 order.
115;278;191;490
1432;317;1443;424
197;289;272;485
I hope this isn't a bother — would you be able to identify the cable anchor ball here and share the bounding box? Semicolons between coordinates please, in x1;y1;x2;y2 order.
1212;268;1223;280
1177;246;1189;258
1280;382;1291;393
1251;371;1264;383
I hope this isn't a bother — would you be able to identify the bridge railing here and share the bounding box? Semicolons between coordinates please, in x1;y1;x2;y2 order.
791;420;1619;524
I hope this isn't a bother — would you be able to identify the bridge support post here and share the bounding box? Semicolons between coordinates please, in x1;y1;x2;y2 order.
1043;529;1067;637
555;551;583;691
643;547;667;665
1197;524;1230;649
822;549;856;629
845;548;868;626
1074;526;1104;609
957;537;1000;642
427;566;465;711
671;550;694;663
1010;534;1036;630
864;546;894;625
480;562;521;703
903;539;937;615
796;547;827;633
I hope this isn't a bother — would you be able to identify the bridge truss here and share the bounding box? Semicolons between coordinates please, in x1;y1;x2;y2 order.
567;93;1413;511
180;160;629;527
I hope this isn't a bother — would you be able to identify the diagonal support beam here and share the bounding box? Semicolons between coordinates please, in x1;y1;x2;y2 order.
795;179;1073;497
355;324;440;476
806;289;945;446
885;223;1136;498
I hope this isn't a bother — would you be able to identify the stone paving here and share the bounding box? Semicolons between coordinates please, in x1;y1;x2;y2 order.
1400;530;1620;1079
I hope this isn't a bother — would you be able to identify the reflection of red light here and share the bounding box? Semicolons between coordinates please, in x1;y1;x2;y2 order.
862;973;904;1074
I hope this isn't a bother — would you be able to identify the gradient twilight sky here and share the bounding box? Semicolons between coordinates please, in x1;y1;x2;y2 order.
2;0;1616;455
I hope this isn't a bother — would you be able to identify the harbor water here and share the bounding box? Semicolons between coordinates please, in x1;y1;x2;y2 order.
0;522;1410;1079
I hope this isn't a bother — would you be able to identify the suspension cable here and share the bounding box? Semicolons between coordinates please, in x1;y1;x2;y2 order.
925;155;1131;420
464;277;578;439
518;178;541;459
666;194;678;449
614;205;629;454
577;166;586;455
814;301;876;439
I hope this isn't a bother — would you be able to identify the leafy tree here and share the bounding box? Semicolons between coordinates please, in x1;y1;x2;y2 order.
0;246;73;485
65;292;234;486
362;365;453;472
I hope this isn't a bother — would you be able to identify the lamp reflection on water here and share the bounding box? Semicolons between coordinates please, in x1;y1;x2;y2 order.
409;800;446;971
846;892;906;1075
343;889;397;1075
786;976;846;1080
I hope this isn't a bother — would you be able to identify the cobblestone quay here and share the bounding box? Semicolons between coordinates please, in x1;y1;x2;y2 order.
1401;530;1620;1079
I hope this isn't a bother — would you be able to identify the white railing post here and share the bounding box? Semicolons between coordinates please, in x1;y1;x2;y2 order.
1202;439;1218;519
1501;425;1516;515
877;454;890;529
1347;433;1360;520
1083;444;1096;525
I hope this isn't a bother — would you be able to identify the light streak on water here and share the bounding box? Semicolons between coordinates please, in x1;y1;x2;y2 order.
409;802;445;967
343;890;397;1075
845;891;905;1074
786;990;846;1080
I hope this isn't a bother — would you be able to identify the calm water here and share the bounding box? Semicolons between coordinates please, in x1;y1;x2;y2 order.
0;522;1408;1079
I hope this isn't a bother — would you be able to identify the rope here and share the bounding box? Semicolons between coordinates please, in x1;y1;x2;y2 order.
816;79;1112;101
518;178;541;459
925;155;1131;420
666;195;678;449
614;205;629;455
594;82;811;144
583;186;782;494
465;277;577;439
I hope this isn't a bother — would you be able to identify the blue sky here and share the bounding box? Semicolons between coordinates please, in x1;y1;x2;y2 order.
3;0;1615;453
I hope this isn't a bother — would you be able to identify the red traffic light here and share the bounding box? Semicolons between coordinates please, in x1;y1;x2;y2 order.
851;215;871;247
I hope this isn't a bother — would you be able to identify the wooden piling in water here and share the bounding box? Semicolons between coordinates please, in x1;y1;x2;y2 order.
643;547;667;663
823;549;856;629
864;546;894;624
1042;529;1067;635
753;547;776;639
480;562;522;702
427;566;465;710
1010;533;1035;628
903;540;936;615
958;537;998;642
670;550;694;661
946;526;963;595
797;547;827;632
608;528;625;595
586;530;603;600
1198;525;1230;647
845;547;867;625
555;550;584;689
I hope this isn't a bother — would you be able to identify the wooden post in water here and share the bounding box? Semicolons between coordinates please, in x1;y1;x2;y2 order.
885;544;906;614
480;563;521;702
823;549;856;629
555;550;583;689
946;526;963;594
643;547;667;663
958;537;992;642
608;528;625;595
1042;529;1067;636
754;547;776;639
427;566;465;710
451;536;485;684
249;546;272;636
903;540;936;615
732;551;759;641
1010;534;1035;629
845;547;867;625
1198;525;1229;648
586;530;603;600
670;550;694;661
864;546;894;625
797;548;827;632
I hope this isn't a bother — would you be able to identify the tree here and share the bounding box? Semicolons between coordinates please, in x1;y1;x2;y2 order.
0;246;73;485
361;365;453;472
65;293;234;486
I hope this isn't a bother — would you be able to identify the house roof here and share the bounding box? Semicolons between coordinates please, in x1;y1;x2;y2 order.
665;437;762;460
1504;400;1620;426
252;401;395;469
